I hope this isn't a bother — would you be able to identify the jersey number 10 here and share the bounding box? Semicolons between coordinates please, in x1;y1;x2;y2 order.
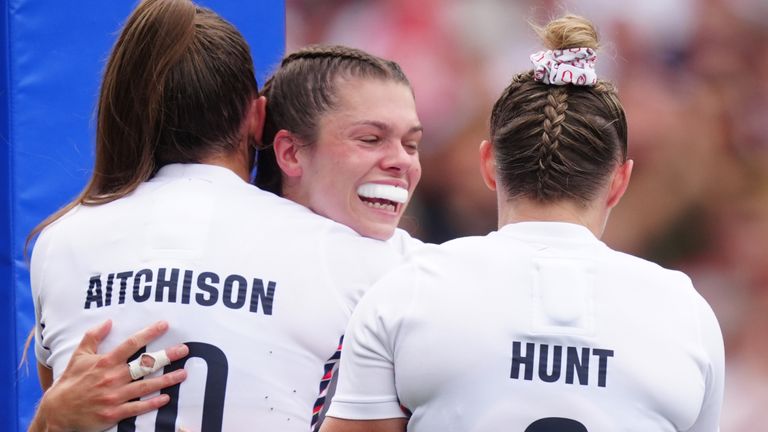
117;342;228;431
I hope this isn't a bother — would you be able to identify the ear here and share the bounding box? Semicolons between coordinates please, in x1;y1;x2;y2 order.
249;95;267;144
479;140;497;191
606;159;633;209
272;129;304;178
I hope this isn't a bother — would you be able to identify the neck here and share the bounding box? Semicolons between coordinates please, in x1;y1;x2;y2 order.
281;178;308;207
497;196;608;238
200;152;251;182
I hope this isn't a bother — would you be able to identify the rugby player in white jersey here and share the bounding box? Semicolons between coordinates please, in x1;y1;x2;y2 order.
321;14;725;432
28;2;422;431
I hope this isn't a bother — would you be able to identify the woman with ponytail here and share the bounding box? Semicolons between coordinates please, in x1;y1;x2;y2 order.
28;1;418;431
321;14;724;432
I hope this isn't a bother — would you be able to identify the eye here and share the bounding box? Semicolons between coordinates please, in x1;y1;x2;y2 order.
358;135;381;144
403;141;420;154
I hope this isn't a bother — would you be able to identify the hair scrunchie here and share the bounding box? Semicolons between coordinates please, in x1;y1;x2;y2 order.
530;48;597;86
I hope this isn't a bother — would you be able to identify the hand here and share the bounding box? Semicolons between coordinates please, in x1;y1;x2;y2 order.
30;320;189;432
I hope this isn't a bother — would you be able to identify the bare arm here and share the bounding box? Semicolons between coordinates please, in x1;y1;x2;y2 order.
320;417;407;432
28;320;189;432
37;362;53;391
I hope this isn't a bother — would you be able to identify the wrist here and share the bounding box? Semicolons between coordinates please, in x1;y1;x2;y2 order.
31;393;71;432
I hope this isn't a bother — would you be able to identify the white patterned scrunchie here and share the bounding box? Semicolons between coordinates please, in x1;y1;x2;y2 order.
530;47;597;86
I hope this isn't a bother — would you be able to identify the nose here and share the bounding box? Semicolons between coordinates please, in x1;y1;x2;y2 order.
382;140;415;173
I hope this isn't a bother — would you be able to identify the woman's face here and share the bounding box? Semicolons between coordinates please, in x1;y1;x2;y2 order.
295;78;423;240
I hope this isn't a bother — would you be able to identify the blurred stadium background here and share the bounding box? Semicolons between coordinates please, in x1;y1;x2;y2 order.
284;0;768;429
4;0;765;429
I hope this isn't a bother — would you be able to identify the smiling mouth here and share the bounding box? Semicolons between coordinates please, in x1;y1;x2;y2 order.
360;197;398;212
357;183;408;214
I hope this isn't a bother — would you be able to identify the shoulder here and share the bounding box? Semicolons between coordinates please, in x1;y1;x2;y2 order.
603;248;720;334
386;228;425;255
407;231;529;271
606;248;696;290
32;203;86;251
221;184;363;237
439;232;507;252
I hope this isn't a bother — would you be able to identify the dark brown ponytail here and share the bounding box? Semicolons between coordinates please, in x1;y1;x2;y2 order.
27;0;257;249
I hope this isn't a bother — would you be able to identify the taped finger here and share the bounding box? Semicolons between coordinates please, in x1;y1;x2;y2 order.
127;350;172;380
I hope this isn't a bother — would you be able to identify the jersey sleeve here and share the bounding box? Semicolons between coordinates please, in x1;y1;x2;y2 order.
29;231;53;368
685;289;725;432
325;264;418;420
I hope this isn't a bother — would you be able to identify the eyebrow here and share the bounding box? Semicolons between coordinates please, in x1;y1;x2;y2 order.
351;120;423;135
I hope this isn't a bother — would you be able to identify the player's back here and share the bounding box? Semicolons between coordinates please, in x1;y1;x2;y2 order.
342;221;723;432
32;164;402;431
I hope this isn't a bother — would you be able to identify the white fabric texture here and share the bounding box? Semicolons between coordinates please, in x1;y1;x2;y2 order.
328;222;724;432
530;48;597;86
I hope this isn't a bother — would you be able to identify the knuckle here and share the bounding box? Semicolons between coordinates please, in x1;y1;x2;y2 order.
95;392;119;407
126;335;142;349
94;355;113;369
137;380;152;395
98;372;122;388
96;376;113;389
82;329;97;341
97;408;119;423
166;373;182;385
104;394;120;406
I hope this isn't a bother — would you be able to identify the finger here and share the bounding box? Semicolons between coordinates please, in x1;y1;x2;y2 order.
125;344;188;381
166;343;190;363
108;321;169;362
74;319;112;354
121;368;187;402
110;393;172;421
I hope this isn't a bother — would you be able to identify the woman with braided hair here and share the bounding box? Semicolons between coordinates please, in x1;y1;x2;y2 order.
255;44;423;246
321;14;724;432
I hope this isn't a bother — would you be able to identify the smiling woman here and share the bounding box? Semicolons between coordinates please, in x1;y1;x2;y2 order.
27;42;427;432
257;45;423;241
278;78;422;240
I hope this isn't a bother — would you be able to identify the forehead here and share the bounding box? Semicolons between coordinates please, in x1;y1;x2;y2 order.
320;77;420;131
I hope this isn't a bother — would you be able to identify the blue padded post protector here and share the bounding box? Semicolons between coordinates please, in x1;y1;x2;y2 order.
0;1;285;430
0;0;14;425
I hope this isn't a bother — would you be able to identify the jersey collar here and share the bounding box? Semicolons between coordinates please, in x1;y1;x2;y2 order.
152;163;247;186
498;221;602;245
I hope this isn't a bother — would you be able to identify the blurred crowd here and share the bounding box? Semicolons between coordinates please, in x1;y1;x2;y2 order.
284;0;768;429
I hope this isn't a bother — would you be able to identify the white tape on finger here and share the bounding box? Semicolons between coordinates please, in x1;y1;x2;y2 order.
128;349;172;380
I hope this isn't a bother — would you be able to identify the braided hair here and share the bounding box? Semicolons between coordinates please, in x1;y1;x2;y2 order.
256;45;411;194
490;15;627;205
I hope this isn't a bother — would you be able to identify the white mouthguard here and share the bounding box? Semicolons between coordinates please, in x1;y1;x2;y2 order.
357;183;408;204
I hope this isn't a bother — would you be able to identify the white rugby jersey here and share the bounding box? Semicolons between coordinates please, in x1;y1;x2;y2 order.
328;222;724;432
387;228;422;256
31;164;409;431
309;227;422;430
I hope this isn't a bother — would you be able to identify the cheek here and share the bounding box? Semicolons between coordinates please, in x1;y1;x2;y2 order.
321;170;356;207
409;157;423;188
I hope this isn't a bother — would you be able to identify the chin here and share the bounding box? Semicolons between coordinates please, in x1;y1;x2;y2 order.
356;224;396;241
